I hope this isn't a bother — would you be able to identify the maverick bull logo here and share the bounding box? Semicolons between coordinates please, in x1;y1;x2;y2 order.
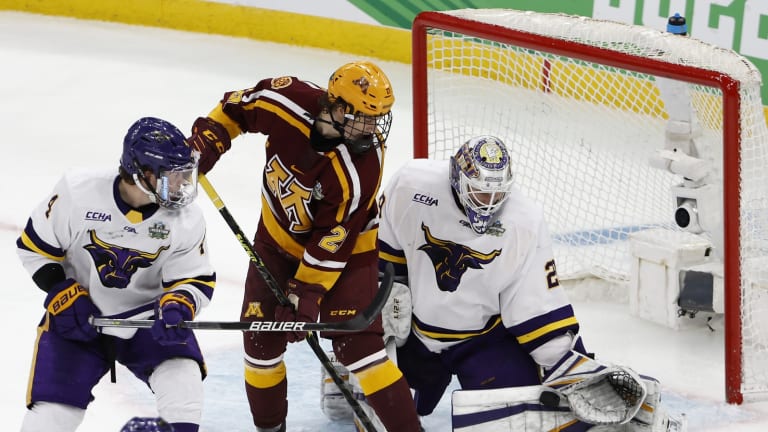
83;230;169;288
418;223;501;292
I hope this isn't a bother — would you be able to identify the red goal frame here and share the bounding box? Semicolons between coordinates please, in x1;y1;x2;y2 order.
411;10;745;404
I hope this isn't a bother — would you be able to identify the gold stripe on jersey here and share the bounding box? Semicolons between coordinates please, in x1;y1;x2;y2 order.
163;277;216;291
208;104;243;139
295;263;340;290
244;360;286;389
414;316;503;341
516;316;579;345
351;228;378;253
245;99;312;138
379;250;406;264
354;358;403;396
328;153;351;223
19;231;65;262
27;325;46;406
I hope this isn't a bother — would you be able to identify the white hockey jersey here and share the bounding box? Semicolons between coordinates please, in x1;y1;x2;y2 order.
17;168;215;338
378;159;578;354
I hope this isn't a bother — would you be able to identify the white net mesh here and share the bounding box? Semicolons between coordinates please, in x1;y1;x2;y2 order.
416;9;768;401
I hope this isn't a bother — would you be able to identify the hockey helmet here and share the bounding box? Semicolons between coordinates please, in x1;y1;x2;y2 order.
449;135;515;234
326;61;395;153
120;117;199;209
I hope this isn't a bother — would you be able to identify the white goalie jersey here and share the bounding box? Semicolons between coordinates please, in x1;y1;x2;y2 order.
378;159;579;355
17;168;215;337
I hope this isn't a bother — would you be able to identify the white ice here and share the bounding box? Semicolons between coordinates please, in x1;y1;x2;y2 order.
2;11;767;432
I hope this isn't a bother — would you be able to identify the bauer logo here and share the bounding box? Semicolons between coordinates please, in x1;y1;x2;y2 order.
85;211;112;222
249;321;305;331
412;193;438;206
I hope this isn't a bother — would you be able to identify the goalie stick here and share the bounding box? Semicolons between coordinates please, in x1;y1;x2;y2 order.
90;268;393;332
196;174;381;432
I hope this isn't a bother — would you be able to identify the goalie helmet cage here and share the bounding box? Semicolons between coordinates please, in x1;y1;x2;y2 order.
411;9;768;404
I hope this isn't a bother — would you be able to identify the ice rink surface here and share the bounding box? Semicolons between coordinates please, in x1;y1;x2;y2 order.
2;11;767;431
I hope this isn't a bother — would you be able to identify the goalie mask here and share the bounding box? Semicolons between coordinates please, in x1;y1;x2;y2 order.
326;61;395;154
120;117;199;209
450;136;515;234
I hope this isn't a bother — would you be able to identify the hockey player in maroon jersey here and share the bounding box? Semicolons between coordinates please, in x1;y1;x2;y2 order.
187;61;420;432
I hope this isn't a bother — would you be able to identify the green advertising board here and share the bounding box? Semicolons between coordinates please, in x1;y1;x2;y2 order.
351;0;768;103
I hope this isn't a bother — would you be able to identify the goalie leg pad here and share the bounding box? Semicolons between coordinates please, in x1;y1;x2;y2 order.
320;351;354;421
543;351;647;425
451;386;590;432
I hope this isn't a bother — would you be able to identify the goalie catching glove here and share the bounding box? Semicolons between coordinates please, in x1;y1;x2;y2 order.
542;350;647;425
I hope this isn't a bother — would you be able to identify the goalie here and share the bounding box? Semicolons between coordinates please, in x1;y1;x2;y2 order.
322;136;686;431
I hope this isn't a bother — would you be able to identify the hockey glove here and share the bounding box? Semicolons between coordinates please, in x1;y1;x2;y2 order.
274;279;325;343
44;278;101;342
542;350;646;425
151;291;196;345
187;116;232;174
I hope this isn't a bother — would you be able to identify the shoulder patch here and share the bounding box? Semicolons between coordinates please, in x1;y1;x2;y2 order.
271;76;293;89
225;90;244;104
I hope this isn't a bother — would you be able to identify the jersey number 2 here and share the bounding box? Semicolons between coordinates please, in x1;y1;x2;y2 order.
545;259;560;289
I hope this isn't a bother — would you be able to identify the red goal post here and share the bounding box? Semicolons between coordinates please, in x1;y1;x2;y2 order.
412;9;768;404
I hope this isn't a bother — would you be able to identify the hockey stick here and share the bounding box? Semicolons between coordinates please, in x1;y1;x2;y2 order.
197;174;380;432
90;270;392;332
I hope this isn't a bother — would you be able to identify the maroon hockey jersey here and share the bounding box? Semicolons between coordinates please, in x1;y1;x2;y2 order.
198;76;384;290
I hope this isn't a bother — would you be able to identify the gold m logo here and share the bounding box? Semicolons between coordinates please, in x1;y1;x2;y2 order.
244;302;265;318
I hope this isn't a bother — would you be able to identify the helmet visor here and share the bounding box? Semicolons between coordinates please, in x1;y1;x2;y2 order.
157;161;198;208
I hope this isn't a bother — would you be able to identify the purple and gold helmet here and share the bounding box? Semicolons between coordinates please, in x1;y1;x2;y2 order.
449;135;515;234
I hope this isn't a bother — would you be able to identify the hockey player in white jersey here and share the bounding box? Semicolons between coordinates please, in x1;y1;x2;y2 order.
368;136;685;431
16;117;216;432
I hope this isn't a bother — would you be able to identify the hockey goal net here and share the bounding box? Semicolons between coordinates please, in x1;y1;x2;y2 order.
412;9;768;404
